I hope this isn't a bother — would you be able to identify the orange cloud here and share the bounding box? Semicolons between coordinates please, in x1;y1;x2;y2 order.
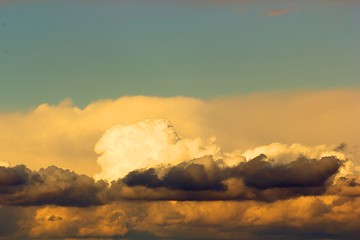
265;8;291;16
0;89;359;177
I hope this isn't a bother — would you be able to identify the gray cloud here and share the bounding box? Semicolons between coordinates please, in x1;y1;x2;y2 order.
0;165;107;207
236;155;341;189
123;155;342;199
124;158;226;192
0;155;344;206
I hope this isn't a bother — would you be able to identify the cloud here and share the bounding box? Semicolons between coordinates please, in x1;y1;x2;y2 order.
239;155;341;189
27;204;129;239
0;89;359;177
0;161;9;167
0;90;359;239
265;8;291;17
119;154;343;201
0;115;355;205
95;119;221;181
3;196;360;239
123;155;227;192
95;118;349;182
0;153;344;205
0;165;107;207
0;148;357;239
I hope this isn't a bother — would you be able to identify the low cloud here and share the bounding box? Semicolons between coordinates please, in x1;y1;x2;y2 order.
237;155;341;189
0;165;107;207
123;156;227;192
0;118;354;205
0;140;358;239
3;195;360;239
0;90;359;238
0;154;345;206
120;154;343;201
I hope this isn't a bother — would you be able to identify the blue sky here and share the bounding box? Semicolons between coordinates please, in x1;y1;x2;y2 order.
0;0;359;110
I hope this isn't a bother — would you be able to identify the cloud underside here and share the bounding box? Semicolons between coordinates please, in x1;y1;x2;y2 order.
0;154;347;206
2;192;360;239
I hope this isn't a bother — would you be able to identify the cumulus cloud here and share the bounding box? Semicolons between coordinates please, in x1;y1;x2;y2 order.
0;165;107;207
123;155;227;192
0;90;359;239
237;155;341;189
95;119;221;181
0;154;345;205
95;118;350;181
0;89;359;177
0;143;357;239
119;154;343;201
0;117;355;206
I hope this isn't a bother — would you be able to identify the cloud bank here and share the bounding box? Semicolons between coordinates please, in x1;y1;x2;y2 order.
0;89;358;177
0;119;355;206
0;89;359;239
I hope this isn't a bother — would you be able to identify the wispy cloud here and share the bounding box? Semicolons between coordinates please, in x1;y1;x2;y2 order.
265;8;292;17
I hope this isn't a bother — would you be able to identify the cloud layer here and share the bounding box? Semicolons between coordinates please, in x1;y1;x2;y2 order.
0;89;359;177
0;90;359;239
0;138;349;206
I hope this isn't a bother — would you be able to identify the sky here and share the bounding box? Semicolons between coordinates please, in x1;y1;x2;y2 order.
0;0;359;109
0;0;360;239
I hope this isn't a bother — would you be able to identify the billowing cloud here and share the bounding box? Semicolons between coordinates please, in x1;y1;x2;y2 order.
0;115;356;206
123;155;227;192
0;89;359;177
237;155;341;189
95;119;221;181
0;154;346;205
0;165;107;207
265;8;293;17
123;154;342;191
95;118;349;183
0;90;359;239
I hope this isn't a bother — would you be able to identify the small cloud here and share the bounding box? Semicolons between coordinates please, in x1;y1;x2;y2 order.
48;215;63;221
266;8;291;17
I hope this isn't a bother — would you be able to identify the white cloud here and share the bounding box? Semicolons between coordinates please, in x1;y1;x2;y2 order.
94;119;222;180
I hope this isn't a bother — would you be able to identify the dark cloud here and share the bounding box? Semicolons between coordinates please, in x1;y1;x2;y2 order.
0;165;108;207
0;155;343;206
123;155;342;194
124;160;226;191
0;165;30;188
334;143;347;151
237;155;341;189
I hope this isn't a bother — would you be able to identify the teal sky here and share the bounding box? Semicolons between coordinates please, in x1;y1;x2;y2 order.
0;0;359;110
